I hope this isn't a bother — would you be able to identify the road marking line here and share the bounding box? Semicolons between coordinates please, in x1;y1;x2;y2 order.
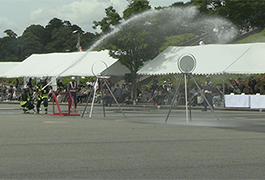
234;117;247;119
43;121;68;123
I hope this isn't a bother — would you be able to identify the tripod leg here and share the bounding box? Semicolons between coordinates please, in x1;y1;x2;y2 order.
81;94;89;117
190;75;219;121
105;81;126;118
81;90;92;118
165;74;184;123
88;78;100;118
100;79;106;117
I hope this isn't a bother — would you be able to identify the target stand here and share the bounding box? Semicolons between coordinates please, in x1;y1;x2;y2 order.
165;53;219;123
51;92;80;116
81;61;126;119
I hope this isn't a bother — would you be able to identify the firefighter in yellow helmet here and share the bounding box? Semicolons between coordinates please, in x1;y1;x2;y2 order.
36;77;50;114
20;85;34;113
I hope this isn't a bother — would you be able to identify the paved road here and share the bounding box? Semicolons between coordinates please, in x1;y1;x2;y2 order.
0;103;265;179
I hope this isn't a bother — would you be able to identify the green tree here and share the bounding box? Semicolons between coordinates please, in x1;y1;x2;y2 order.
159;34;195;52
92;6;122;34
190;0;265;28
123;0;151;19
4;29;17;38
216;0;265;28
0;29;19;61
17;25;47;59
108;25;161;99
18;32;44;60
44;26;75;52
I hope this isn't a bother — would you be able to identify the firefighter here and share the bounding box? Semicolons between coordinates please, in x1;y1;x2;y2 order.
36;77;49;114
20;85;34;113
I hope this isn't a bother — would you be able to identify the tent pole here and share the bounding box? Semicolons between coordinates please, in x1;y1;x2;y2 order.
188;74;192;121
222;73;225;108
1;78;3;101
100;79;106;117
184;74;189;123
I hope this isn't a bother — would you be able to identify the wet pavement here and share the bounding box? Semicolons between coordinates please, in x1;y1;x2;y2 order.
0;102;265;179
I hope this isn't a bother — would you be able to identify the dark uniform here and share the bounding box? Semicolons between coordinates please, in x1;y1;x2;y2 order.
202;76;213;111
36;77;49;114
68;77;77;108
20;85;34;113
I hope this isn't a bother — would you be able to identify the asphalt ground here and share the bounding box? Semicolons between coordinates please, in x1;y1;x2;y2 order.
0;102;265;179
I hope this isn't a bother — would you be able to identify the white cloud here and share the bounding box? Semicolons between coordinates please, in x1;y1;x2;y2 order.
0;17;19;36
30;0;127;33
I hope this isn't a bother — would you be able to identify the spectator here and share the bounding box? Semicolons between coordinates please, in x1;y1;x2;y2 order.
57;79;64;91
103;89;112;106
190;87;200;106
163;81;167;88
102;79;111;92
7;85;14;101
167;78;173;92
113;84;122;103
2;86;7;101
260;85;265;94
233;85;241;94
141;86;152;103
152;76;158;96
160;85;169;105
86;78;94;87
15;78;20;92
202;76;213;111
227;78;237;93
242;86;253;94
27;78;33;91
248;76;257;94
237;78;245;93
120;84;129;103
77;85;85;104
254;85;260;94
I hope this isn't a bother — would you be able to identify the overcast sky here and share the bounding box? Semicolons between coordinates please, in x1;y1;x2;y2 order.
0;0;190;37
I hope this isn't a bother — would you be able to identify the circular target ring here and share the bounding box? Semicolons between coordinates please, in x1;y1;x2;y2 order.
177;54;196;73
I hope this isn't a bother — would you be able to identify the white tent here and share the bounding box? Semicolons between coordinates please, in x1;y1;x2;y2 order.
1;50;120;78
0;62;20;76
137;43;265;75
224;43;265;74
101;61;130;76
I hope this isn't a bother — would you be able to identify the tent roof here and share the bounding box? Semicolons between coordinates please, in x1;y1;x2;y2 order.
2;50;119;78
101;61;130;76
0;62;20;77
137;43;265;75
224;43;265;74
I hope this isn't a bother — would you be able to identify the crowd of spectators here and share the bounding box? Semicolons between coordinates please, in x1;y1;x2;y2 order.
54;78;133;107
2;75;265;109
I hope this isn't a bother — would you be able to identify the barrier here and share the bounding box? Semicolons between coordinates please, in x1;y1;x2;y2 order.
51;92;80;116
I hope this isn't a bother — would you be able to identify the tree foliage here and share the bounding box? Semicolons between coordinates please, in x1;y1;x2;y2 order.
190;0;265;28
123;0;151;19
0;18;97;61
92;6;122;34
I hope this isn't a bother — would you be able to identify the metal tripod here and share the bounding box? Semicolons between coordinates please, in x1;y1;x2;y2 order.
81;76;126;119
165;73;219;123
